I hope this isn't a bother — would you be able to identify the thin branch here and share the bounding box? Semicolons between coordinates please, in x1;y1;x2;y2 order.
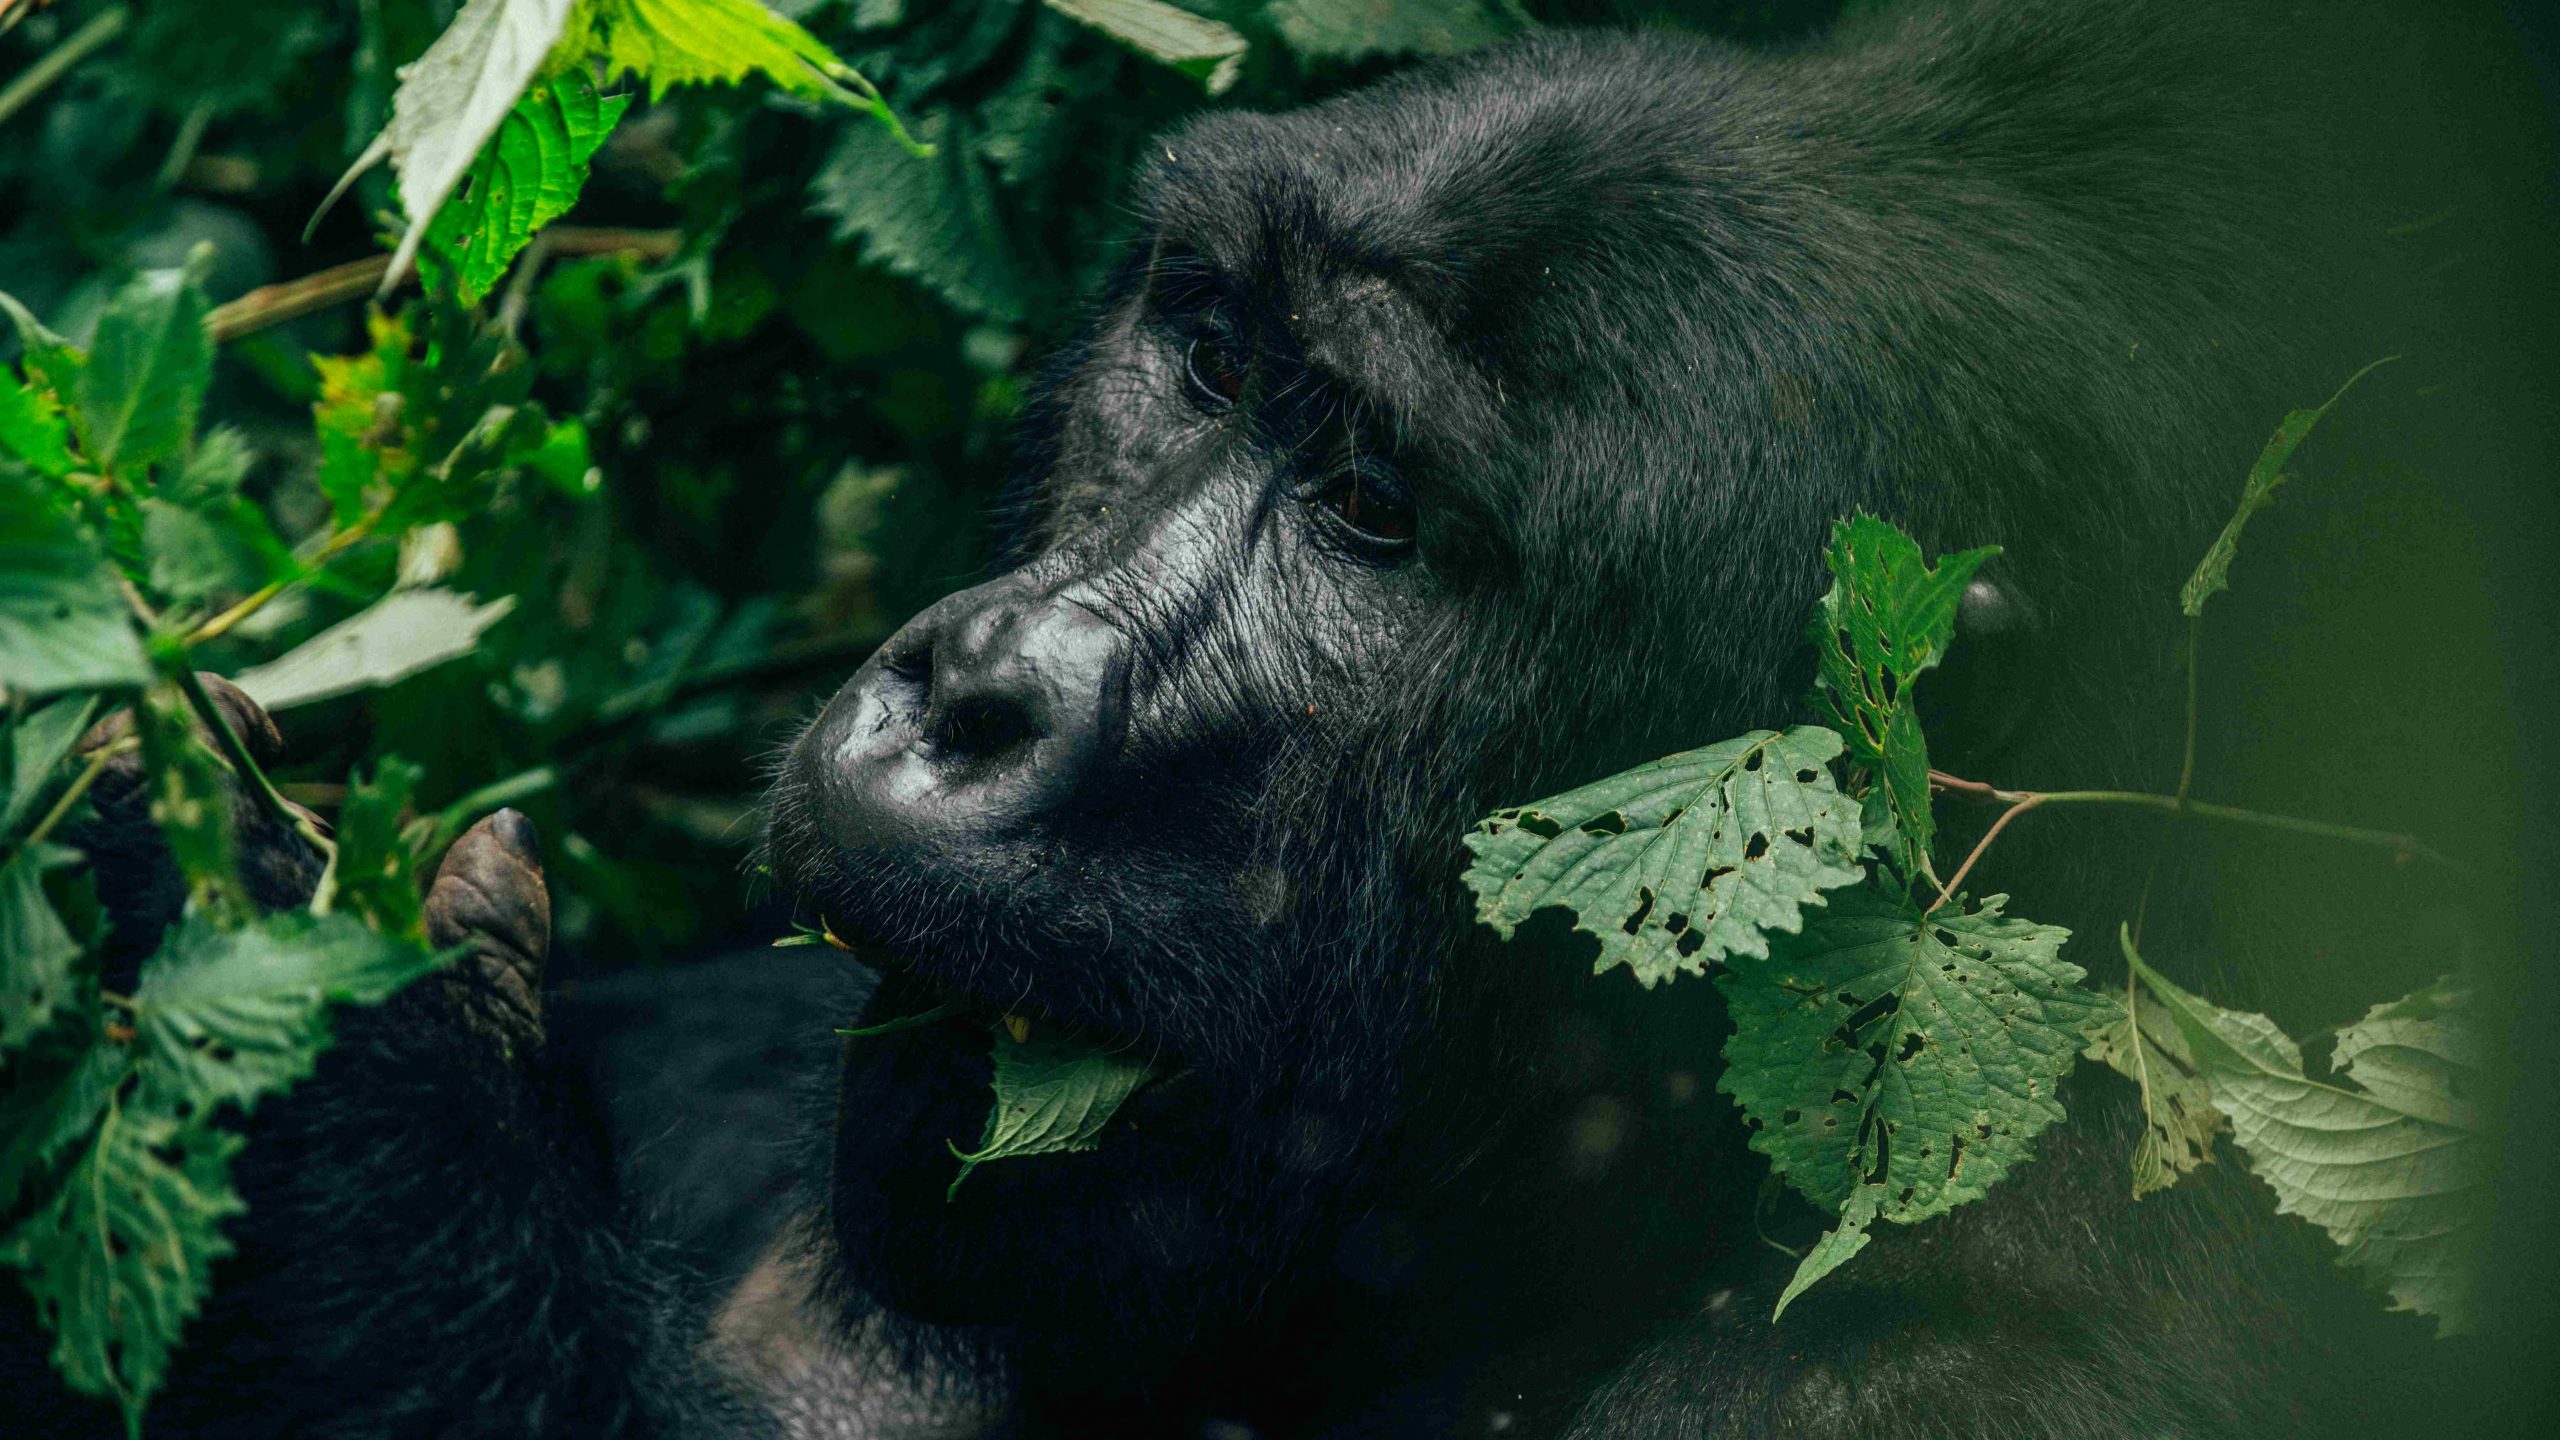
0;3;127;129
1929;792;2046;912
184;506;383;645
10;737;129;857
202;227;681;344
1930;769;2458;872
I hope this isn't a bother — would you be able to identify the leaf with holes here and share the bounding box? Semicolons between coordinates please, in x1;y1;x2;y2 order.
131;910;443;1119
1804;515;1997;876
0;1094;245;1437
2129;953;2486;1335
2180;358;2394;619
1716;885;2097;1236
2085;927;2224;1197
948;1023;1156;1199
1463;726;1865;987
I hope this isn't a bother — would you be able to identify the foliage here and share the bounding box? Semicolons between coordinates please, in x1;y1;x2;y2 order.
946;1020;1158;1198
1460;383;2484;1327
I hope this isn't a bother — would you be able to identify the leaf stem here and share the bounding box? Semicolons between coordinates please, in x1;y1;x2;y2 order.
1929;770;2457;872
0;4;128;130
183;507;382;646
1929;792;2046;912
13;738;129;854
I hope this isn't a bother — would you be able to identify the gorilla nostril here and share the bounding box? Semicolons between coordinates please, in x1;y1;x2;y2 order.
930;695;1041;768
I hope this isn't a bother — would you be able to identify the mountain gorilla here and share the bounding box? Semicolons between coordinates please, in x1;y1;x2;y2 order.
5;0;2537;1435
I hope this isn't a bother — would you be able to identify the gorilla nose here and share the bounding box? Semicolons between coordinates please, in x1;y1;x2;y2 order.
809;577;1129;854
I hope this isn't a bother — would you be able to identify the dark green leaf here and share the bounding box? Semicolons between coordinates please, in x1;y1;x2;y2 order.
1717;886;2095;1231
0;1095;245;1436
1268;0;1523;63
0;465;152;697
5;694;103;835
2179;357;2395;619
0;843;84;1051
948;1023;1156;1198
813;110;1024;322
330;756;427;937
1773;1187;1878;1322
73;254;215;481
132;910;444;1117
0;1008;131;1214
132;683;246;920
1463;726;1866;986
1044;0;1248;94
1804;514;1997;876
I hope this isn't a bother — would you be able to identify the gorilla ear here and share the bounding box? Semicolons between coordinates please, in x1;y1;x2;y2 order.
1921;574;2045;765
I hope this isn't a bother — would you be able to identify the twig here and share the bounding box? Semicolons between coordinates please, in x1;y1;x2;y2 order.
1929;768;2458;877
0;3;126;129
184;506;383;645
202;227;681;344
9;737;129;857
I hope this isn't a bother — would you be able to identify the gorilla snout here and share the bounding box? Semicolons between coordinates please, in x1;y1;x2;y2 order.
806;573;1131;866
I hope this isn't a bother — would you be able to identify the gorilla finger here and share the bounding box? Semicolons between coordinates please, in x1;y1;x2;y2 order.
424;809;551;1038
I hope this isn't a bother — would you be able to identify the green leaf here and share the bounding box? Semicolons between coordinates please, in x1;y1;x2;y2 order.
1044;0;1248;94
309;311;417;524
419;73;633;304
1773;1187;1878;1322
330;756;427;937
2083;927;2223;1197
132;909;444;1118
0;369;78;479
1268;0;1523;64
2178;357;2395;619
0;290;85;399
0;843;84;1051
1;1094;246;1437
73;253;216;481
588;0;883;104
1717;885;2096;1227
230;589;517;713
168;425;256;504
5;694;103;835
1463;726;1866;987
947;1023;1156;1198
1804;515;1998;876
340;0;579;288
0;465;153;697
813;109;1023;322
2129;952;2486;1335
132;682;247;920
0;1009;131;1214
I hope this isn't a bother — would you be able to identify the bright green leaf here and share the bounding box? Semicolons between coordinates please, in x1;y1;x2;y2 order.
0;465;152;697
329;756;427;936
947;1023;1156;1198
1804;514;1998;876
1044;0;1248;94
1463;726;1866;987
132;909;444;1118
2130;952;2486;1335
588;0;887;106
0;290;84;399
4;694;102;835
0;842;83;1051
309;311;417;524
2179;357;2395;619
1269;0;1523;63
1717;886;2095;1228
1;1095;245;1437
419;73;633;304
73;254;216;481
0;370;77;479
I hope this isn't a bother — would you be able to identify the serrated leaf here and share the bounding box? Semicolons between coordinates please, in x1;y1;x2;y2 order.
813;109;1023;322
231;589;516;713
330;756;426;936
1463;726;1866;987
2179;357;2394;619
1;1095;245;1436
133;682;247;919
1268;0;1522;63
947;1024;1155;1199
0;1009;131;1214
343;0;578;290
1717;886;2095;1231
1773;1187;1878;1322
132;910;443;1118
2085;929;2222;1197
310;311;417;524
0;842;83;1050
419;73;633;303
1044;0;1247;94
1804;515;1997;876
168;425;255;503
0;290;84;399
0;465;152;697
2127;953;2485;1336
588;0;879;103
73;255;215;481
0;369;77;479
5;694;102;834
140;498;268;607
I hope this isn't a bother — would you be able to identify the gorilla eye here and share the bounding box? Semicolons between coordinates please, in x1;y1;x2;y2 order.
1313;461;1417;548
1184;334;1247;409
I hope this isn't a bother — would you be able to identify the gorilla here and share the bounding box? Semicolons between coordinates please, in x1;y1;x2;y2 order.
6;0;2542;1435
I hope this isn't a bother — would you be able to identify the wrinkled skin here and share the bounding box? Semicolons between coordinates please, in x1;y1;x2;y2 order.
4;3;2534;1436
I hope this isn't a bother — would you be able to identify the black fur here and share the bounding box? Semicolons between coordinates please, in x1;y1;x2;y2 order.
10;2;2538;1434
